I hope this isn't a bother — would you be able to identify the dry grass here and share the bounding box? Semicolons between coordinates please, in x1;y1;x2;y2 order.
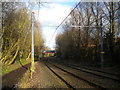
2;59;31;76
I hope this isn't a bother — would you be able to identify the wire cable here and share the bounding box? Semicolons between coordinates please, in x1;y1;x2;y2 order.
47;0;82;48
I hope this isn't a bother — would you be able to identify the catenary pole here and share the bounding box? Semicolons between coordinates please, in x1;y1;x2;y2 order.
100;15;104;69
31;12;35;78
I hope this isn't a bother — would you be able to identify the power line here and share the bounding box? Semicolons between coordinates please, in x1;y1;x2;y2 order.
47;0;82;48
56;0;82;30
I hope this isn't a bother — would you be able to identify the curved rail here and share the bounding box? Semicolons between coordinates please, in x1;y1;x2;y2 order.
60;62;120;82
45;63;75;89
47;62;106;89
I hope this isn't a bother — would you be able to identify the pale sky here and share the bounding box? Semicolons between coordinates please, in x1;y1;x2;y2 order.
35;2;77;49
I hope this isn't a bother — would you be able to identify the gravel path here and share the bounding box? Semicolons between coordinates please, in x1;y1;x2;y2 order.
25;62;67;88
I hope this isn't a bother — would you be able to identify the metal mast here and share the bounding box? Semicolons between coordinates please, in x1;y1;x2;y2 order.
31;12;35;78
100;16;104;69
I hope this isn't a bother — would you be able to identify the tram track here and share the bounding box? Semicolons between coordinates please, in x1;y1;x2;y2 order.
68;63;120;76
59;62;120;83
45;62;107;89
45;63;75;89
50;60;120;83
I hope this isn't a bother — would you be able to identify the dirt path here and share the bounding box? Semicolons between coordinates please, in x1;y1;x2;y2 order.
2;63;31;88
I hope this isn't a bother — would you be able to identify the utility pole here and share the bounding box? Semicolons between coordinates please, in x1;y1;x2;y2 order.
31;12;35;78
100;16;104;69
78;16;81;60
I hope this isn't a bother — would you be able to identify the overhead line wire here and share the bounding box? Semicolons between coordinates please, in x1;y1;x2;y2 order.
47;0;82;48
56;0;82;30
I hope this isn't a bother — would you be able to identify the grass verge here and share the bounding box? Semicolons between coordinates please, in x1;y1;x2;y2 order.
18;69;31;88
18;62;37;88
2;58;31;76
